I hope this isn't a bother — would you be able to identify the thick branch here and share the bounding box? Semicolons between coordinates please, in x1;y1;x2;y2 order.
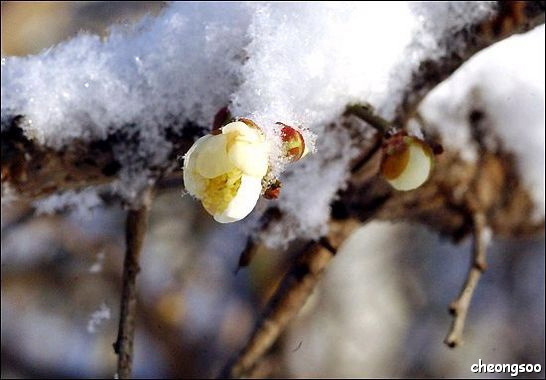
1;116;203;200
113;188;153;379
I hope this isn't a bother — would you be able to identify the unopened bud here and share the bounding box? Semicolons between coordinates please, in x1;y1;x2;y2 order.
381;133;434;191
277;122;308;162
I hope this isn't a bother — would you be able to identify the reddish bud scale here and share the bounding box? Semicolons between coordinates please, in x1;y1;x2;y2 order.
212;106;232;131
264;180;282;199
277;122;306;162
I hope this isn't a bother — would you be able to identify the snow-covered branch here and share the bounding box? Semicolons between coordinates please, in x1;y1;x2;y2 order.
1;2;540;202
1;2;544;242
393;1;545;126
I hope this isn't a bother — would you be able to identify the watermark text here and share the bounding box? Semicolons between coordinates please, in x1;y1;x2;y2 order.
471;359;542;377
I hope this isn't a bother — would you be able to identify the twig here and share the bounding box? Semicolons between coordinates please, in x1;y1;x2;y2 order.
344;104;392;134
219;220;359;378
113;188;154;378
444;211;488;348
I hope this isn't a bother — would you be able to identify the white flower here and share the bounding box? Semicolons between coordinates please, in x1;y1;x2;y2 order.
183;121;269;223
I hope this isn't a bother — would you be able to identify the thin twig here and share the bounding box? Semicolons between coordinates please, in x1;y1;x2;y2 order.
219;220;359;378
444;211;488;348
113;188;154;378
344;104;392;134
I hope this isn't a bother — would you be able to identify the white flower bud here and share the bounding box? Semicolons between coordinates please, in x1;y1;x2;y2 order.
381;134;434;191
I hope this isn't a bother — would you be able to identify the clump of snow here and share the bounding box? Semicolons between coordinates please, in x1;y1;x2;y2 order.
261;124;360;247
420;25;545;219
2;2;253;203
87;302;111;334
1;3;251;146
381;2;497;120
33;188;103;218
231;3;416;163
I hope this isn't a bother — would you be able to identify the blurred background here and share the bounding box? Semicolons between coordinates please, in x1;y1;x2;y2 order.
1;2;544;378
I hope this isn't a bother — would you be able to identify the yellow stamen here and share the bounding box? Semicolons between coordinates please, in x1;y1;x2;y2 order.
201;169;243;215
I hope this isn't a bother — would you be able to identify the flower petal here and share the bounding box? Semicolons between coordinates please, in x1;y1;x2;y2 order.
183;135;211;197
214;174;262;223
195;133;233;178
222;121;263;143
228;140;269;177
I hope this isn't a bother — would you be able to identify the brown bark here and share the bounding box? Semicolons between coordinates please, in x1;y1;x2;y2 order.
113;188;153;379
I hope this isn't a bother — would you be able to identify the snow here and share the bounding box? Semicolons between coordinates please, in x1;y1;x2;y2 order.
420;25;545;219
381;2;497;119
230;2;417;162
1;3;251;145
2;2;542;244
88;251;105;274
34;188;103;217
2;2;253;202
86;302;111;334
261;124;360;247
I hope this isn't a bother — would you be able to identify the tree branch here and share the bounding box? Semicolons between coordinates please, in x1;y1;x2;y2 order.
113;188;153;379
444;212;488;348
1;115;203;200
219;219;360;378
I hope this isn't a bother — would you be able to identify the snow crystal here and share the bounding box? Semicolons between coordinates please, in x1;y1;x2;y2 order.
420;25;545;219
86;302;111;334
231;2;416;144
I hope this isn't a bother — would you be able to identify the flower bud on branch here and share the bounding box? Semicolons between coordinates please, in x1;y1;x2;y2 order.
183;117;309;222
